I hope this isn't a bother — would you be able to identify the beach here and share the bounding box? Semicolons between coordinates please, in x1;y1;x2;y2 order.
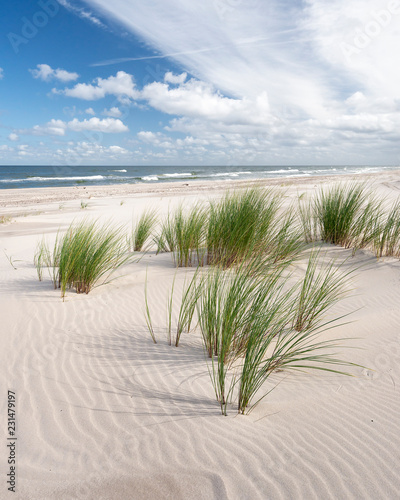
1;171;400;499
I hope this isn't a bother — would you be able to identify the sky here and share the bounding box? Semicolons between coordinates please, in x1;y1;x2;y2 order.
1;0;400;166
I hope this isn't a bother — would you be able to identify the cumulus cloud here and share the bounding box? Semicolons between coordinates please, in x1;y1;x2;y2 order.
102;106;122;117
85;107;96;115
18;117;128;136
26;119;67;136
55;71;138;101
108;145;129;153
164;72;187;84
52;141;132;161
67;117;128;133
30;64;79;82
140;79;272;126
8;133;19;141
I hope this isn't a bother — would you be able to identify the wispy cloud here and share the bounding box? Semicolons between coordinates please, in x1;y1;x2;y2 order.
57;0;107;29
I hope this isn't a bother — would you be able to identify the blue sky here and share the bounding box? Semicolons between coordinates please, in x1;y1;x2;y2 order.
1;0;400;166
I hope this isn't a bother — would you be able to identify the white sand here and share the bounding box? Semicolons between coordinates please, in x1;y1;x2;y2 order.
1;172;400;499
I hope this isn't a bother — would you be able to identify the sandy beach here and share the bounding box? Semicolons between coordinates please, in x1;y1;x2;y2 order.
1;172;400;500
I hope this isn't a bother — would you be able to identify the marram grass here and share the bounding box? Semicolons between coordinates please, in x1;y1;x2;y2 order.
373;199;400;258
35;219;129;298
314;182;381;251
156;204;208;266
132;209;158;252
206;188;284;268
173;253;360;415
293;249;355;332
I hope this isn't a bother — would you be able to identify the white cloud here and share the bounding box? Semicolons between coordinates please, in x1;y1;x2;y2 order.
140;79;272;125
56;71;138;101
85;107;96;115
52;141;132;160
137;131;158;143
108;145;129;153
30;64;79;82
0;68;3;79
25;119;67;136
8;133;19;141
67;117;128;133
164;72;187;84
102;106;122;117
19;117;128;136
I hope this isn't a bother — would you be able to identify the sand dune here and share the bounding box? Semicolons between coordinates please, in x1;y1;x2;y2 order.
1;174;400;499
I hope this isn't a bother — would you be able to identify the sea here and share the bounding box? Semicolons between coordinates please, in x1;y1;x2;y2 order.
0;164;398;190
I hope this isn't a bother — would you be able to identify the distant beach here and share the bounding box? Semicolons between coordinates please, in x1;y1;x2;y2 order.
0;164;399;190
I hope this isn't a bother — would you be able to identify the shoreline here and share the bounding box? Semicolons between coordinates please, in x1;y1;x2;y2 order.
1;169;400;211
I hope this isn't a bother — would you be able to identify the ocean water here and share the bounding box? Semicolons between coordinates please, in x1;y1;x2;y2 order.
0;164;397;190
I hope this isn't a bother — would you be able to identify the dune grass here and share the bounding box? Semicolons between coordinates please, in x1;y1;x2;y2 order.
292;249;354;332
35;220;129;298
267;207;305;263
154;211;176;254
132;209;158;252
301;182;400;257
314;183;375;249
373;199;400;258
175;270;201;347
156;204;208;266
298;197;318;243
34;237;52;281
206;188;283;268
186;252;359;415
195;259;291;414
153;188;305;268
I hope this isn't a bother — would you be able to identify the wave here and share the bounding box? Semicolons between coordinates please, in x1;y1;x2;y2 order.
210;171;252;177
162;172;192;178
113;169;127;172
141;175;159;181
267;169;300;174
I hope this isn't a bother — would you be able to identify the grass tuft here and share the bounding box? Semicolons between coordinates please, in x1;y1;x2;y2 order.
314;183;370;248
373;199;400;258
132;209;158;252
35;220;129;298
191;253;359;415
206;188;282;268
156;204;208;266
